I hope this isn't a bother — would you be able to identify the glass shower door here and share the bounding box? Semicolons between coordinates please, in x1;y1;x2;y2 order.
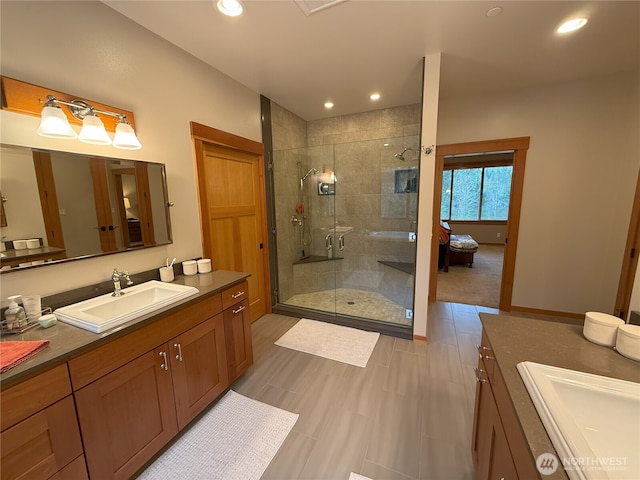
331;137;417;326
272;136;418;330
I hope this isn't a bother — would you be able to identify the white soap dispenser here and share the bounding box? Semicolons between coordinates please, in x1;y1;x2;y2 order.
5;295;27;329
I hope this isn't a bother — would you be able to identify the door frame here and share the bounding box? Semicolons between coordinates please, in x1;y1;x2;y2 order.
429;137;530;310
614;168;640;319
190;121;272;318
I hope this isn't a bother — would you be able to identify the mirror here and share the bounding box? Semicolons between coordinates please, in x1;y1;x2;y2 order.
0;144;172;272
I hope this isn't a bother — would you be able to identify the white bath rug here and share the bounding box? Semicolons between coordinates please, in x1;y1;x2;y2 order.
275;319;380;368
350;473;374;480
138;390;298;480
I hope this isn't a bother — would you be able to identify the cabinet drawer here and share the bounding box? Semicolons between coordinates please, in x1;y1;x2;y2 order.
1;364;72;431
69;294;222;390
222;280;248;310
1;395;83;480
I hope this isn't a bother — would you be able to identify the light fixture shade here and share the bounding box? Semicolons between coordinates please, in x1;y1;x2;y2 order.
113;121;142;150
123;197;131;209
37;105;77;139
78;114;112;145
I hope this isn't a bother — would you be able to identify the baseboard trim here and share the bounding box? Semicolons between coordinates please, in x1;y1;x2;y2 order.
510;305;584;325
413;335;427;342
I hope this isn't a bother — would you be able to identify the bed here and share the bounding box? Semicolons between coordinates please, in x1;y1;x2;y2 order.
444;234;479;271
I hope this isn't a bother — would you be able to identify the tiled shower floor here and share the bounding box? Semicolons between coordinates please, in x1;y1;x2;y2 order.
282;288;412;326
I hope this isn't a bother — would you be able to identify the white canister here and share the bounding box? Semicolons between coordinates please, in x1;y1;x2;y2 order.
26;239;40;249
159;266;175;282
182;260;197;276
583;312;624;347
197;258;212;274
616;324;640;361
13;240;27;250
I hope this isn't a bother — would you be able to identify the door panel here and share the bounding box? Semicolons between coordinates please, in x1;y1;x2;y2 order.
202;145;267;321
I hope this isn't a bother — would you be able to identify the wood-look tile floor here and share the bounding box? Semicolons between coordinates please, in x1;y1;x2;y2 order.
231;301;500;480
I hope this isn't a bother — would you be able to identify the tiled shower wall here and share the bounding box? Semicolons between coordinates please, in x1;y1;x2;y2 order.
271;101;422;309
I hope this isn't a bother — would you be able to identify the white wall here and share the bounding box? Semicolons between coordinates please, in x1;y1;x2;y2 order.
0;1;261;303
436;72;640;315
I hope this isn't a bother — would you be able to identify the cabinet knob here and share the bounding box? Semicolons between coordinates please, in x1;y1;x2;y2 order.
476;344;494;360
473;366;487;383
174;343;183;361
159;351;169;371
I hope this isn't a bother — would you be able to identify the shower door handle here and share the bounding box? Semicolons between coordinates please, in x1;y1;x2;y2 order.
338;235;345;251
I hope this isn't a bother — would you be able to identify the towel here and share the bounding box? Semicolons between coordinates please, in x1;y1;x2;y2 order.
0;340;50;373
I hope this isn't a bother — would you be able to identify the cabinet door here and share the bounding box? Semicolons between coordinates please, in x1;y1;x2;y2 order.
224;298;254;382
487;411;519;480
1;396;84;480
171;314;229;430
75;347;178;480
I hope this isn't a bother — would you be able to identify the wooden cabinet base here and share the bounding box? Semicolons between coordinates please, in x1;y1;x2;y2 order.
1;396;83;480
75;350;178;480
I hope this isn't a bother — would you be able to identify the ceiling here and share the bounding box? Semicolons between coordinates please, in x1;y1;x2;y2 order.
104;1;639;121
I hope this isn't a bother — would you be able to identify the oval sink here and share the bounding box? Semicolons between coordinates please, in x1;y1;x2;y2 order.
54;280;199;333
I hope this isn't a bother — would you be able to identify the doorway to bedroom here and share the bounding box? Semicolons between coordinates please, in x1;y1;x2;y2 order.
428;137;530;311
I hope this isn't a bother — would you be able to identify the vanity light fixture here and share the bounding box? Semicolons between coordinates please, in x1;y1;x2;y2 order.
37;95;142;150
217;0;243;16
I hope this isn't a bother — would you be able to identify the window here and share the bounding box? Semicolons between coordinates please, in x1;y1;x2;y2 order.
441;165;512;221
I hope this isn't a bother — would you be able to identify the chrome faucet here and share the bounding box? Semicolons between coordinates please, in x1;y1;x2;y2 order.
112;268;133;297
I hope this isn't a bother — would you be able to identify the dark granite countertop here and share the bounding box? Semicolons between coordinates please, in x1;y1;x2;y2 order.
1;270;249;389
480;313;640;480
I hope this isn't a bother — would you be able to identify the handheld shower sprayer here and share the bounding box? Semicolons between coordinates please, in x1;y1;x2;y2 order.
300;167;319;190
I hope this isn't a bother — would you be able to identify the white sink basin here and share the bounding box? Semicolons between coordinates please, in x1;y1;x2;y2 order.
55;280;199;333
517;361;640;480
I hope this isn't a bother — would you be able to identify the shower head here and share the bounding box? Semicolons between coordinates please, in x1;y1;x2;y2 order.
394;147;412;161
302;168;319;182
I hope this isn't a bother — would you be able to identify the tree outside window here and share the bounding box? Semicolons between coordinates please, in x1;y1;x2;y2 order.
441;165;512;221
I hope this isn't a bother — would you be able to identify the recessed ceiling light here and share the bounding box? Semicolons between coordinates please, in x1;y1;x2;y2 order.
370;93;381;101
324;101;334;109
557;17;588;34
486;6;502;17
217;0;243;17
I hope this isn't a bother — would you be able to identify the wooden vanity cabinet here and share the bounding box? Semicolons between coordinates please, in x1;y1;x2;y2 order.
472;330;537;480
222;281;253;382
73;348;178;480
0;364;87;480
170;313;229;430
70;294;228;480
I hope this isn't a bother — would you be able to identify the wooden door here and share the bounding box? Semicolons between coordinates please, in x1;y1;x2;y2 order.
89;158;118;252
75;348;178;480
615;169;640;319
170;314;229;430
223;298;253;382
192;122;271;322
32;151;65;249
